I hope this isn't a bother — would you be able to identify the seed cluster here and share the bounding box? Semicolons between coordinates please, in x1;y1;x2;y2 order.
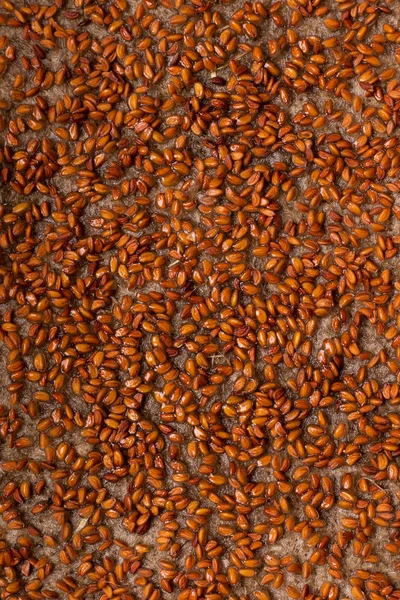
0;0;400;598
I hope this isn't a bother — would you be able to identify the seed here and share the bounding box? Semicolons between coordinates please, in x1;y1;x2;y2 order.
0;0;398;598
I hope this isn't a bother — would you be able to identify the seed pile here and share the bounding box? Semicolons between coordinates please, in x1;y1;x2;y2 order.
0;0;400;598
